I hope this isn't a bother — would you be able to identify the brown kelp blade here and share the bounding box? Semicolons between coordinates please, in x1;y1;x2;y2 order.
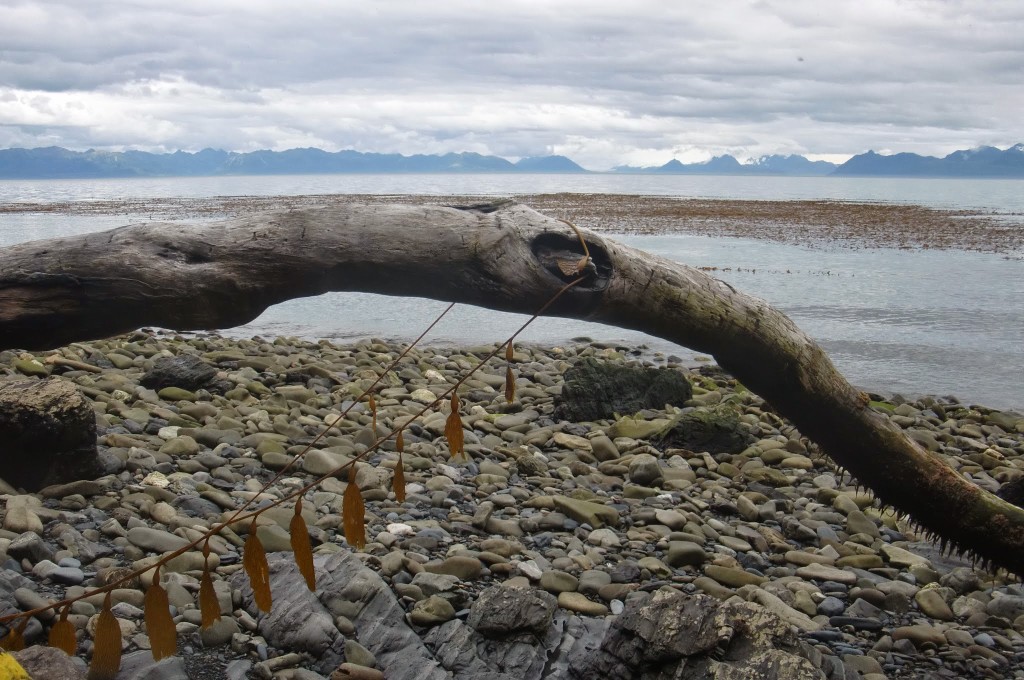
369;393;377;433
0;617;27;651
243;532;273;612
88;594;122;680
505;341;514;362
199;568;220;630
290;498;317;591
48;606;77;656
445;393;465;460
143;578;176;661
393;452;407;503
343;465;367;550
504;365;516;403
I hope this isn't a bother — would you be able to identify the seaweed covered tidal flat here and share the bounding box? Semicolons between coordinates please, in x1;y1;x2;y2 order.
3;192;1022;254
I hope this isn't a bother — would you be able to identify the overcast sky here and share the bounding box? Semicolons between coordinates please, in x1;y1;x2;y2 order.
1;0;1021;170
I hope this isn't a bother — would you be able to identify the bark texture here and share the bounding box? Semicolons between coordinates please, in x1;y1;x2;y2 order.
1;201;1021;572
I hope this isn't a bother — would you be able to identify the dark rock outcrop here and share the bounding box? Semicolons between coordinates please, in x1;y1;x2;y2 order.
0;377;100;491
568;588;824;679
140;355;219;392
467;585;557;638
425;589;607;680
655;406;754;455
233;551;449;680
554;358;692;422
234;553;826;680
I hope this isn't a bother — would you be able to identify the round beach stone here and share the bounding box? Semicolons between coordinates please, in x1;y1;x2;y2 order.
704;565;766;588
637;556;672;578
424;556;483;580
158;386;197;402
653;509;687;531
914;588;954;620
3;506;44;534
795;563;857;585
344;640;377;669
880;544;931;568
587;528;621;548
665;541;706;568
578;570;612;595
159;436;200;456
409;595;456;626
126;527;190;553
628;454;663;486
540;570;579;594
199;616;239;647
48;566;86;585
557;592;609;616
892;624;947;647
718;535;752;552
590;436;619;462
845;509;880;538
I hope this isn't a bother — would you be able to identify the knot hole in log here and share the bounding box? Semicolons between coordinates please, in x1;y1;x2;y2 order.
531;232;612;293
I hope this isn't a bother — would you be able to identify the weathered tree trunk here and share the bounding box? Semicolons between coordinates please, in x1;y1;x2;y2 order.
1;201;1021;572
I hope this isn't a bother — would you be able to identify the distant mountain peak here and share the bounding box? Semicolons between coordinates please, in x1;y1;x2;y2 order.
513;155;585;173
1;142;1022;179
616;152;835;176
835;142;1024;177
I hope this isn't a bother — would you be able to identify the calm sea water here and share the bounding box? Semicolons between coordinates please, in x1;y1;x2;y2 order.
1;173;1022;410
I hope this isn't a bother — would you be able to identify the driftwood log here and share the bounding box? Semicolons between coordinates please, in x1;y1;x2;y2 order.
1;200;1021;573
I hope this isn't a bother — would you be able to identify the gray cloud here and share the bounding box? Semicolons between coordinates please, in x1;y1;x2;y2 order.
0;0;1021;168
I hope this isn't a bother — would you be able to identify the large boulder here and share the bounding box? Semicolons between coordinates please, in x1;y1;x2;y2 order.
568;588;824;679
0;377;100;491
140;355;219;392
555;358;692;422
467;585;558;638
655;406;754;454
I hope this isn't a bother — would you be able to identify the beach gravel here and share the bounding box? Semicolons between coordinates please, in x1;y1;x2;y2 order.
1;331;1023;679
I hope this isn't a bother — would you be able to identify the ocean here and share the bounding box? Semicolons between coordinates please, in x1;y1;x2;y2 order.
1;173;1022;410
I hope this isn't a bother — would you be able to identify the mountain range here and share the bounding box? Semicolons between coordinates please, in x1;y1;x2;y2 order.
0;143;1022;179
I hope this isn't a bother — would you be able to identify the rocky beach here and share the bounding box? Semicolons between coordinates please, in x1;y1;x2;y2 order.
1;192;1023;679
2;330;1024;680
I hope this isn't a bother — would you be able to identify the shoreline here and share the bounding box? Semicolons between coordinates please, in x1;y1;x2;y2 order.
213;329;1024;414
2;192;1021;412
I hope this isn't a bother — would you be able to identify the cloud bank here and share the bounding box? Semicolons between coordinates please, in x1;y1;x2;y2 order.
1;0;1022;169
